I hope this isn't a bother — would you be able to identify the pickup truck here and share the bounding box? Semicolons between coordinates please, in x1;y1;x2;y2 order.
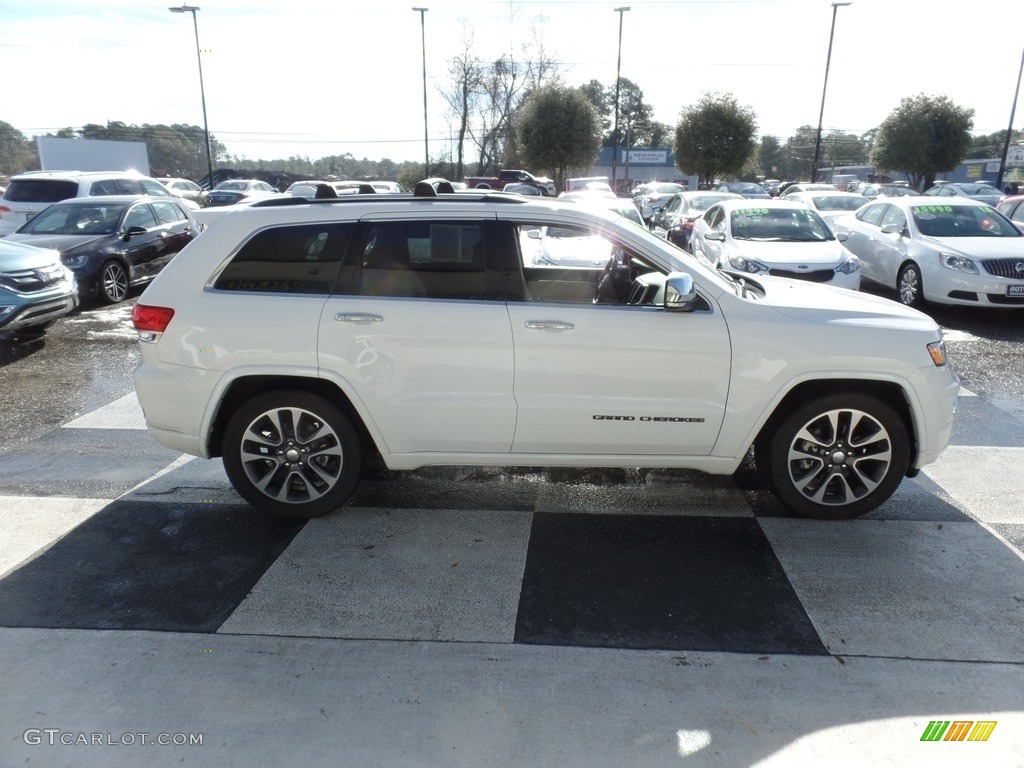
464;169;555;195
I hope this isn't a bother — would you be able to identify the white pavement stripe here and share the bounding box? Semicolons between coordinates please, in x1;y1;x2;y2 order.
62;392;147;430
0;496;109;578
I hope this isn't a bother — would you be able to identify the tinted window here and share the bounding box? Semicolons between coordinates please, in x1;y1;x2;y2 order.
115;178;146;195
124;204;158;230
358;221;488;300
3;179;79;202
90;179;122;195
141;179;173;197
214;223;354;294
151;200;186;225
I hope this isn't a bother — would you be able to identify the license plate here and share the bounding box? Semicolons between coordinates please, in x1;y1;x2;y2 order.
1008;285;1024;297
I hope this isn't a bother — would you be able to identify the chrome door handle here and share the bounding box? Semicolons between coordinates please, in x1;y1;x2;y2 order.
335;313;383;323
524;320;575;331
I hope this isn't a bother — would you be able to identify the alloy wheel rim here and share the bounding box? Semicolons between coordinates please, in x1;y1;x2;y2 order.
786;407;892;506
239;406;343;504
103;264;128;302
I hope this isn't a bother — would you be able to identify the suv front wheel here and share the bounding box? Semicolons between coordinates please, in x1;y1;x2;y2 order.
759;394;910;519
222;390;363;519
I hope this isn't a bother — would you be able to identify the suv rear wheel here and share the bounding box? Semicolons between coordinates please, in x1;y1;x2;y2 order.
759;394;910;519
222;390;363;519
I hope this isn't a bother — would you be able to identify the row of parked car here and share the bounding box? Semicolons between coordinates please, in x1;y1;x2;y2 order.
0;170;412;336
649;184;1024;309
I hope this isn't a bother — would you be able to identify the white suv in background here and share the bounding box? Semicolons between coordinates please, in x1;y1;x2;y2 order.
131;183;959;521
0;170;176;236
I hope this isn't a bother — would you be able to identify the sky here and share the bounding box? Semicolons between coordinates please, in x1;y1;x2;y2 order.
2;0;1022;166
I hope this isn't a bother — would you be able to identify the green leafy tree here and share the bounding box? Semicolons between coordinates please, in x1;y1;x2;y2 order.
871;94;974;190
758;135;784;179
967;128;1024;159
0;120;36;174
674;92;757;187
779;125;819;181
517;84;602;190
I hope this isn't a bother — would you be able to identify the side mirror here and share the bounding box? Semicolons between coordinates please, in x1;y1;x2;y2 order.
836;231;849;242
880;223;902;235
122;225;148;241
526;228;542;240
664;272;700;312
704;231;725;242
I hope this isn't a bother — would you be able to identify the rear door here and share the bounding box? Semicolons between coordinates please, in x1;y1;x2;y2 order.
318;215;517;457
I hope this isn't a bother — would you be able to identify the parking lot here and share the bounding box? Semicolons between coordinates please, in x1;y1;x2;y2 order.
1;292;1023;766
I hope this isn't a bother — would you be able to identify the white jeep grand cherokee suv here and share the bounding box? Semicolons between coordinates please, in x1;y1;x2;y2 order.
131;182;959;521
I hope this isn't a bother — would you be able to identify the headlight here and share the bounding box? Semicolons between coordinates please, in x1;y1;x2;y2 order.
836;257;860;275
61;254;89;268
726;253;768;274
939;252;978;274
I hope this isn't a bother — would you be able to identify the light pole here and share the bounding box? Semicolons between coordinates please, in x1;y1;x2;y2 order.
169;5;214;187
413;7;429;177
611;6;630;195
996;46;1024;192
810;1;851;184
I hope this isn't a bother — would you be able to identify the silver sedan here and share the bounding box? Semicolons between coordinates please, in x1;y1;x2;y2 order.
832;198;1024;308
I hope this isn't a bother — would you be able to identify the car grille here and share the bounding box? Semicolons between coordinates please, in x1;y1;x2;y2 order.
981;258;1024;279
0;266;66;293
767;268;835;283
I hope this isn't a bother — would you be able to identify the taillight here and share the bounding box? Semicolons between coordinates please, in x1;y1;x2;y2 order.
132;303;174;340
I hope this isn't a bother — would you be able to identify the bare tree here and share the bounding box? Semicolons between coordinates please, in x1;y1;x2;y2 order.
440;26;484;181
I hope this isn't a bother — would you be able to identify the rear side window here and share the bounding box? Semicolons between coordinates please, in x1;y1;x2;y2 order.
140;180;173;197
3;180;79;202
151;200;187;225
356;220;489;300
90;179;122;195
213;223;354;294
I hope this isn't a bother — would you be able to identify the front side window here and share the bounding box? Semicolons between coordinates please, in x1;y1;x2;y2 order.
214;223;354;294
124;204;158;231
857;203;888;226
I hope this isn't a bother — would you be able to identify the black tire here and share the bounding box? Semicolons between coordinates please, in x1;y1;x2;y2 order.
222;390;363;520
758;394;910;519
100;260;129;304
896;262;926;308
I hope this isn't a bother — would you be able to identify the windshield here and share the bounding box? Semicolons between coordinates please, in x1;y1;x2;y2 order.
21;202;126;235
652;183;685;194
911;204;1021;238
730;207;833;242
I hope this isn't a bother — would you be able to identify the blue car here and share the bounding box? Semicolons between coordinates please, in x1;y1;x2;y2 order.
0;239;78;334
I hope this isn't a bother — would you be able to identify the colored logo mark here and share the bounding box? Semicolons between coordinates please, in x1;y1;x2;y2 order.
920;720;997;742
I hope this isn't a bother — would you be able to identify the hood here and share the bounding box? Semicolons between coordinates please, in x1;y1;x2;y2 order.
5;233;110;252
0;240;63;269
921;236;1024;258
761;277;936;330
733;238;848;267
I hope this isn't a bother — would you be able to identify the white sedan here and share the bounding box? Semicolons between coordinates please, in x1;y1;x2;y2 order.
832;198;1024;308
782;190;868;229
690;199;861;290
